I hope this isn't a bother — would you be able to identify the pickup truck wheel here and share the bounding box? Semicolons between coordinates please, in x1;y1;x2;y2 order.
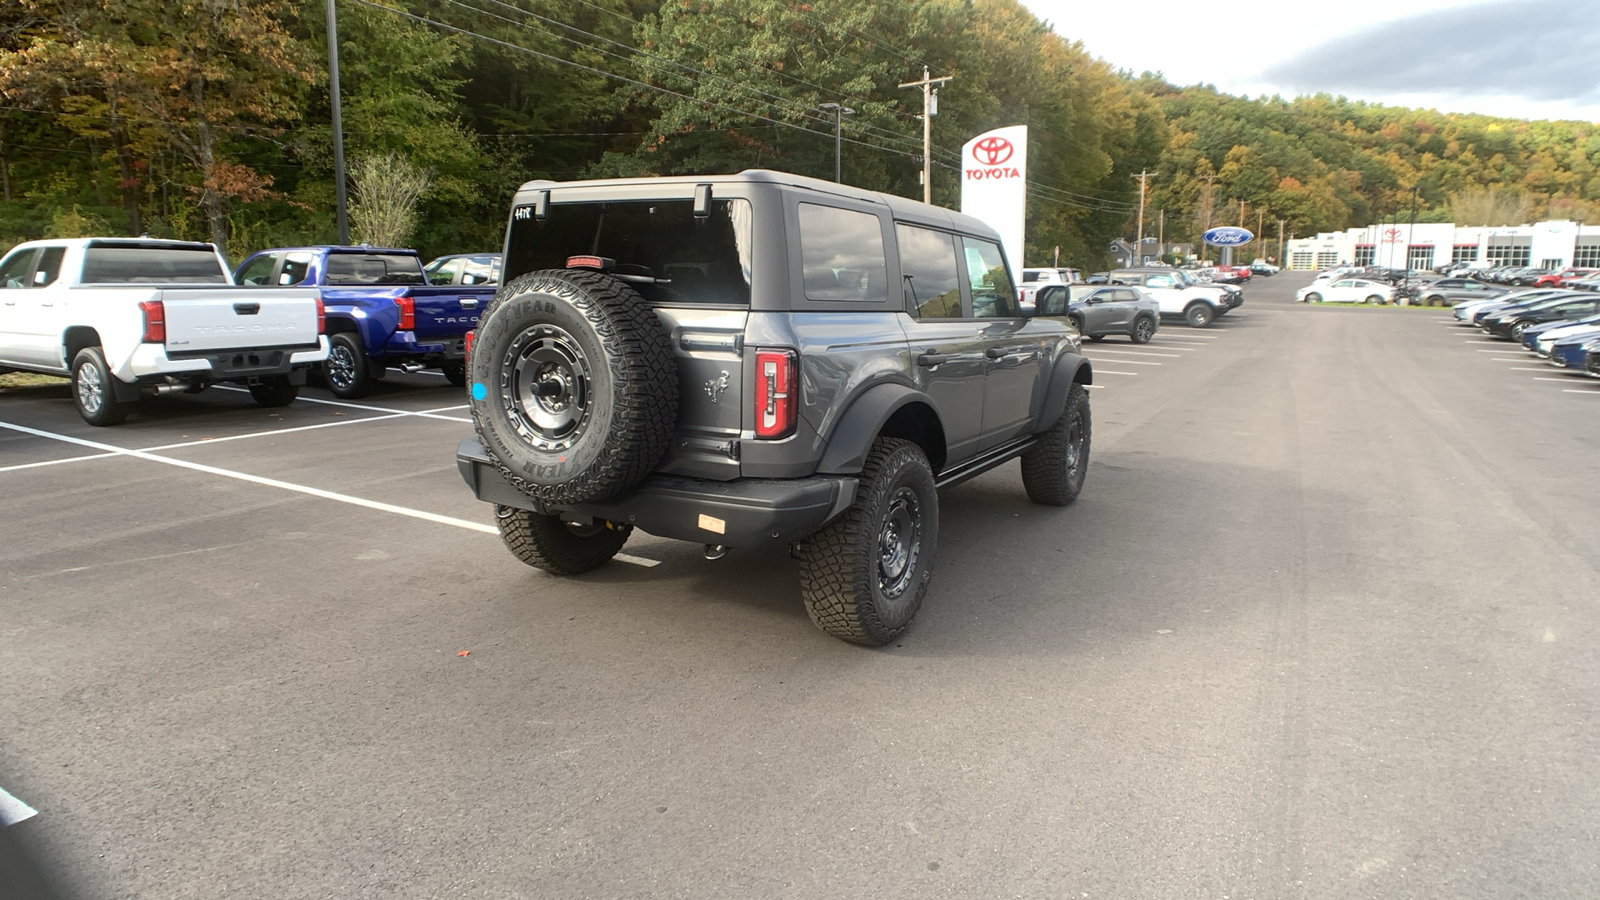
71;347;131;426
470;270;678;505
441;363;466;388
324;333;372;399
496;506;629;575
1131;316;1155;344
248;376;299;408
1020;383;1091;506
1184;303;1214;327
797;438;938;647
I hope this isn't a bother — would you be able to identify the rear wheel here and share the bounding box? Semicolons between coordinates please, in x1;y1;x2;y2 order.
441;363;466;387
1020;383;1091;506
496;506;630;575
71;347;131;426
797;438;938;647
324;333;372;399
1366;294;1386;305
1131;316;1155;344
1184;303;1214;327
248;376;299;408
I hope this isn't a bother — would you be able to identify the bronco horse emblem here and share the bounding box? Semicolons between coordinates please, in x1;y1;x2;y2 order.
704;370;730;403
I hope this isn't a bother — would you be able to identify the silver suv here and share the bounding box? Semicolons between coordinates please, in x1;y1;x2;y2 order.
457;171;1095;645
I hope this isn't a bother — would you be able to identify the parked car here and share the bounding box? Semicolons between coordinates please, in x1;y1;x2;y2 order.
1249;260;1279;275
234;246;497;397
1035;283;1159;343
1296;277;1394;304
1017;266;1080;309
425;253;501;286
1533;268;1599;287
1108;266;1239;327
1480;295;1600;340
1415;278;1508;307
1585;343;1600;378
1453;288;1572;324
0;238;327;424
1547;335;1600;371
456;170;1094;646
1526;314;1600;355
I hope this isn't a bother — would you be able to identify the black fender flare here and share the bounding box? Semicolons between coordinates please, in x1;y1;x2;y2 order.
816;382;941;475
1035;353;1093;432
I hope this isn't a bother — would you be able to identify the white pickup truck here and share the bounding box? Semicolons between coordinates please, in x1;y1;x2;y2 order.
0;238;328;424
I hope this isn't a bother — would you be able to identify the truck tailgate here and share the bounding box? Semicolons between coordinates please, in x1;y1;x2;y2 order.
161;288;321;353
408;285;493;341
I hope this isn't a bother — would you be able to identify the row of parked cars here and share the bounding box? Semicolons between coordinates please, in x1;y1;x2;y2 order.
1453;287;1600;377
0;237;501;424
1435;263;1600;287
1292;264;1598;307
1018;265;1245;333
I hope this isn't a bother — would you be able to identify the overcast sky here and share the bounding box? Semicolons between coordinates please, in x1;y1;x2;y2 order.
1019;0;1600;123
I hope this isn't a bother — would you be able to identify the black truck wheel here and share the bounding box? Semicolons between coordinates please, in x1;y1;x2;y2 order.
248;376;299;408
324;333;373;399
1020;383;1091;506
1184;303;1214;327
797;438;939;646
496;506;630;575
469;270;678;505
71;347;131;426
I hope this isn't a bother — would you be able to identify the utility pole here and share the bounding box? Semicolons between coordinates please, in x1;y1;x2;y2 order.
1134;170;1151;264
818;103;855;184
1277;218;1286;266
899;67;952;204
1238;198;1246;227
1256;206;1264;255
1405;185;1419;298
1198;173;1217;262
1574;219;1584;267
326;0;349;244
1158;209;1165;261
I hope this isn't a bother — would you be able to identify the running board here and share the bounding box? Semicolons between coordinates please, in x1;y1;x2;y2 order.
935;435;1039;490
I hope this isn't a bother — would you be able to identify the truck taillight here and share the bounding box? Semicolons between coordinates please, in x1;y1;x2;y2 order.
139;299;165;343
753;349;797;439
395;294;415;330
464;330;475;365
315;298;326;335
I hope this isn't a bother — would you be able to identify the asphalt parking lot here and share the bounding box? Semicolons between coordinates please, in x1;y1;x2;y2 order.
4;273;1600;898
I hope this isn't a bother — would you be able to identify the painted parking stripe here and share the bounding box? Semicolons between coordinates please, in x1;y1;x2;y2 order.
0;451;126;474
1510;366;1558;371
213;386;472;423
1085;385;1105;390
0;785;37;826
1094;370;1139;376
1085;349;1182;358
0;420;661;568
1086;358;1162;366
141;413;413;452
1534;377;1588;382
1477;349;1525;354
1563;389;1600;395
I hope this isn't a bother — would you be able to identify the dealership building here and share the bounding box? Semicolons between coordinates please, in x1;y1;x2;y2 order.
1284;220;1600;271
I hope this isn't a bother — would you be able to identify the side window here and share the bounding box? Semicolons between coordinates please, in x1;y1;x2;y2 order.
798;203;888;303
1112;289;1139;303
34;247;66;286
961;237;1017;318
895;224;963;318
427;258;462;286
461;257;496;285
0;248;36;288
1145;275;1174;288
279;252;313;285
236;253;277;286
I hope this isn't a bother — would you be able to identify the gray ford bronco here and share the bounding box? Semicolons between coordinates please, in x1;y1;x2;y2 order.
457;170;1093;645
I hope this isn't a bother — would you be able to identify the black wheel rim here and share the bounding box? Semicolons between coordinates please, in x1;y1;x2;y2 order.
76;361;103;415
1135;319;1153;341
877;487;923;599
502;323;593;452
326;343;359;391
1066;415;1085;482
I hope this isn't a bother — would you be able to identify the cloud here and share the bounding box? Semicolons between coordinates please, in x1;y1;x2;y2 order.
1261;1;1600;107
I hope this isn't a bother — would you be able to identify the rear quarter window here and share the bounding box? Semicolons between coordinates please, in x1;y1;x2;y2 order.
798;203;888;303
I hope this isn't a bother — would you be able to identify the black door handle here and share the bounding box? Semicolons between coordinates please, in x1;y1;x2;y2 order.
916;352;947;367
233;302;261;315
984;347;1005;359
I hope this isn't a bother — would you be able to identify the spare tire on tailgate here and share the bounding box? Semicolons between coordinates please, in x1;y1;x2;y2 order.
468;269;678;505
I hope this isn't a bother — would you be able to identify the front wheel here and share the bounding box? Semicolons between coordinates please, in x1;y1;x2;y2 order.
797;438;938;647
1511;320;1533;340
249;376;299;408
71;347;131;426
323;333;373;399
1304;292;1323;303
1366;295;1386;305
1131;316;1155;344
496;506;630;575
1184;303;1215;327
1020;383;1091;506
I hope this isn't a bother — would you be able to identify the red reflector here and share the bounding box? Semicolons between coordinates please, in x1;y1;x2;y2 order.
139;299;165;344
566;255;608;270
753;349;797;439
315;297;326;335
395;294;415;330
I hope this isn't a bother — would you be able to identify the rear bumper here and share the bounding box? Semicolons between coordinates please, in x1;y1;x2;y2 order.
383;330;468;362
119;337;328;382
456;439;857;548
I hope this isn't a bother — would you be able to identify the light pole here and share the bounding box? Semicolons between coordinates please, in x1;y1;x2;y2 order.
818;103;854;184
326;0;349;244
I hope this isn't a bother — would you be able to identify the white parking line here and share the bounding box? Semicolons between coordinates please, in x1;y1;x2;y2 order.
1094;370;1139;376
213;386;473;423
0;451;125;474
0;420;661;568
1085;349;1182;359
1088;358;1162;366
1563;389;1600;395
1477;349;1525;354
141;413;413;452
1510;366;1557;371
1161;333;1220;339
0;785;37;826
1086;385;1105;390
1154;339;1210;345
1534;376;1588;382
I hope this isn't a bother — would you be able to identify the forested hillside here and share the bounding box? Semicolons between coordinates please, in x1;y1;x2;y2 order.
1;0;1595;267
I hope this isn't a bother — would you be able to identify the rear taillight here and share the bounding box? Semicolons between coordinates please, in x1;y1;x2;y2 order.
753;349;797;439
315;298;326;335
464;330;475;366
395;294;415;330
139;299;165;343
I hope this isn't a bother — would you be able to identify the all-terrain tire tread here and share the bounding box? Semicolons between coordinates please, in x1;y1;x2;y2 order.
1020;384;1091;506
497;507;630;575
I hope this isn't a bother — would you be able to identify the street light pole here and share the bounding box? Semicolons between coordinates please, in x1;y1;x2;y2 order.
326;0;349;245
818;103;854;184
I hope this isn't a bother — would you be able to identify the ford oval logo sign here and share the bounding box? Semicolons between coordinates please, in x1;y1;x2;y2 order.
1203;226;1254;246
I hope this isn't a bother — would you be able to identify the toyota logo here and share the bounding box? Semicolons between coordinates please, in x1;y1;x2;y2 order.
1382;228;1405;243
972;137;1014;166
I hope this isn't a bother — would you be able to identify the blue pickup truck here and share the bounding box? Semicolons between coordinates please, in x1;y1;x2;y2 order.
232;246;494;397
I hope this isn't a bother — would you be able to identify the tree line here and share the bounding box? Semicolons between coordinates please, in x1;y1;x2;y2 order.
1;0;1596;267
